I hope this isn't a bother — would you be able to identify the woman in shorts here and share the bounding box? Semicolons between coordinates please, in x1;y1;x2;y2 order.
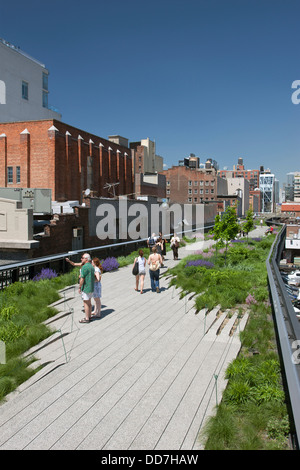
133;249;146;294
92;257;103;318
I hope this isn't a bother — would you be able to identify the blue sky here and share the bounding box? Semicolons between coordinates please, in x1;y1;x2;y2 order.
1;0;299;186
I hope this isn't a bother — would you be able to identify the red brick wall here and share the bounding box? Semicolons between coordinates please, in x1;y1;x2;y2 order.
161;166;217;204
0;120;134;201
32;205;105;258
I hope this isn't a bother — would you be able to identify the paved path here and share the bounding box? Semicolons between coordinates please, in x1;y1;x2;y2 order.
0;235;254;450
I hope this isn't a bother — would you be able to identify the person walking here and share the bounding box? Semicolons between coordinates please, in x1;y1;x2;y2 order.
92;257;103;318
148;246;163;293
156;236;163;257
170;233;180;260
159;232;167;266
78;253;95;323
147;233;157;250
133;249;146;294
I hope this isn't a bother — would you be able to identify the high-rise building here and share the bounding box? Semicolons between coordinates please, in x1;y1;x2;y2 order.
294;172;300;202
259;170;275;213
285;172;295;201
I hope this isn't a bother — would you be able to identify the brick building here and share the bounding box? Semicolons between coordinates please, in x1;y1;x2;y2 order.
161;159;220;205
0;119;134;202
281;203;300;218
218;157;260;191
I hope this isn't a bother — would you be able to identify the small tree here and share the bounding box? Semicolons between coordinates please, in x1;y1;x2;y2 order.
242;209;255;241
212;206;240;262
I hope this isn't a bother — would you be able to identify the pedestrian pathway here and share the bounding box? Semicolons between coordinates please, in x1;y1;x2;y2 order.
0;235;253;450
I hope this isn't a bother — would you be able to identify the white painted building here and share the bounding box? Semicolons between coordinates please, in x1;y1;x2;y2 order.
226;177;250;216
259;172;275;213
0;37;61;122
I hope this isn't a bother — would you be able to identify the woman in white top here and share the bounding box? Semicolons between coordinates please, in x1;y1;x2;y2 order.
133;249;146;294
92;257;103;318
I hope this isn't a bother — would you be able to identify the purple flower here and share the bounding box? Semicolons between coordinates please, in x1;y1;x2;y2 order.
246;294;257;305
185;259;214;269
33;268;57;281
102;257;119;272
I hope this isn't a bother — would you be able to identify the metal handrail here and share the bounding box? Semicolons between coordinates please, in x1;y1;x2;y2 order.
266;224;300;447
0;226;214;286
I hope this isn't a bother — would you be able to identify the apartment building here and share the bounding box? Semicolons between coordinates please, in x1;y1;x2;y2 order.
161;158;219;205
0;37;61;122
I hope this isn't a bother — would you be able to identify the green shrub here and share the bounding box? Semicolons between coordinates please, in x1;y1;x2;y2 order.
0;321;26;343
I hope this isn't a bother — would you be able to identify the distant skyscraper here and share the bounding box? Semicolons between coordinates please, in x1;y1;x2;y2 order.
294;172;300;202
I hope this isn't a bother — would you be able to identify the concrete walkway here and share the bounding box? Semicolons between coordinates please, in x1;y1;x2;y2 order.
0;235;253;450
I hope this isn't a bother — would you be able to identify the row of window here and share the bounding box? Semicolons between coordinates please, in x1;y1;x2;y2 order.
7;166;21;184
22;72;49;108
166;188;214;195
166;180;214;186
188;189;214;194
187;197;214;203
165;197;215;203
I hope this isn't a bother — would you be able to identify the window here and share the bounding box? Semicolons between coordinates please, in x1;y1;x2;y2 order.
7;167;13;183
42;72;48;91
42;91;48;108
42;73;49;108
22;81;28;100
16;166;21;184
188;189;192;194
188;181;192;186
188;197;192;202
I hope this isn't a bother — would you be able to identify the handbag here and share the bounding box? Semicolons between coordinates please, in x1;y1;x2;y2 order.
132;259;139;275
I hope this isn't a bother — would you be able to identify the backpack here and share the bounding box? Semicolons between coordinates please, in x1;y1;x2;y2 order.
149;259;160;271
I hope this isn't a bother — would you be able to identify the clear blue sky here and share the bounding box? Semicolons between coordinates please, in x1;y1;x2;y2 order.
1;0;299;186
